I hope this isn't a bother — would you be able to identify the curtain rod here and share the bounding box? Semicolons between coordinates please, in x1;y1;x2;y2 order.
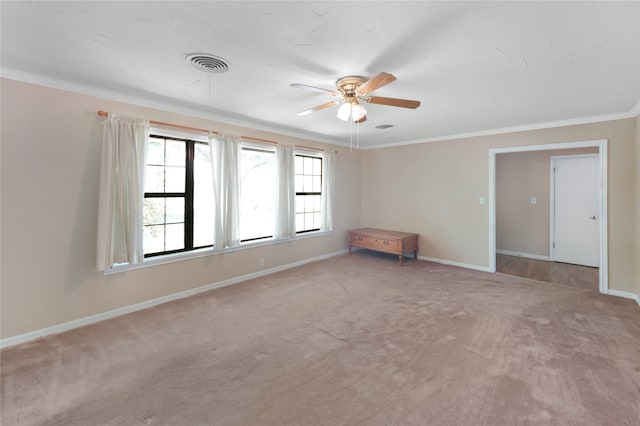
98;110;217;135
97;110;335;153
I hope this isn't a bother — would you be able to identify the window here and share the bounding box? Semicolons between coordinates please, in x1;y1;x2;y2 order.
143;135;214;257
101;119;334;273
240;146;277;242
295;154;323;233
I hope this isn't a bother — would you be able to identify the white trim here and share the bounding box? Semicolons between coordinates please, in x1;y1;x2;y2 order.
549;157;556;262
606;290;640;306
362;108;640;150
0;249;348;349
2;68;638;151
0;68;342;148
490;140;605;154
489;139;608;295
496;249;550;261
418;255;491;273
489;150;496;273
630;99;640;117
599;142;609;294
106;230;332;275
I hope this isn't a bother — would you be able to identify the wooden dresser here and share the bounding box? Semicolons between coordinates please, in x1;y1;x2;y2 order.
348;228;419;266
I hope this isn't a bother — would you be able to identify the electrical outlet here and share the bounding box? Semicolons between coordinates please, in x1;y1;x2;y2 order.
479;197;485;205
259;258;265;267
531;196;537;204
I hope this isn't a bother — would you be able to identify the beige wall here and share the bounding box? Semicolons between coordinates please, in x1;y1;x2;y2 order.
0;79;362;339
361;118;637;293
2;77;637;341
496;148;597;257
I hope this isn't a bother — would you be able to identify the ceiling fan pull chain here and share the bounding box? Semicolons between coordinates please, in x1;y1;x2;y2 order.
349;118;353;153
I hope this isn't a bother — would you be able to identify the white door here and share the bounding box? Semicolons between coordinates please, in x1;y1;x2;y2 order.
551;155;599;267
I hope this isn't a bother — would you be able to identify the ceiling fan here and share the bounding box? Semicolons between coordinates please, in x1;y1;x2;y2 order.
291;72;421;123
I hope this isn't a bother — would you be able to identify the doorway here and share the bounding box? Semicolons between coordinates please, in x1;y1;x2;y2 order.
489;140;608;294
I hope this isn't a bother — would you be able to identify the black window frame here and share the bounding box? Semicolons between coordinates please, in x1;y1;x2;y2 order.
295;153;323;234
143;134;212;258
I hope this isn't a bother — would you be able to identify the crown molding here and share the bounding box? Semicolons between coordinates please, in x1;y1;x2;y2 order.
0;67;346;148
2;67;636;151
362;107;640;150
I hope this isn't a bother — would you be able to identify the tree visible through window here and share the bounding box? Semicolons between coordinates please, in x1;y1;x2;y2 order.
143;135;213;256
295;154;322;233
140;133;328;261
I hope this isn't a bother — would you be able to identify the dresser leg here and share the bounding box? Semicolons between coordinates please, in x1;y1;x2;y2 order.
349;246;352;255
399;255;403;266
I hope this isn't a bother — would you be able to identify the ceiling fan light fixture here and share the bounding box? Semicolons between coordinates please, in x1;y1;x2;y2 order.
293;72;418;124
351;103;367;122
337;102;352;121
337;99;367;122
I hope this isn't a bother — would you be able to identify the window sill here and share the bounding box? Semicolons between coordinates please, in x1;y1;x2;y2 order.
104;230;332;275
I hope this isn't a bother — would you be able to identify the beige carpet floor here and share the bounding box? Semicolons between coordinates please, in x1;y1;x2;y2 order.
2;252;640;425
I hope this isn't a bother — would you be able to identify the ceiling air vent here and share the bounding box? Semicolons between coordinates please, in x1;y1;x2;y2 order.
186;53;230;73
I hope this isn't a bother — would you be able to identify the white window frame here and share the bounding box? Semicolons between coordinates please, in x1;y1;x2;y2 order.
238;141;278;244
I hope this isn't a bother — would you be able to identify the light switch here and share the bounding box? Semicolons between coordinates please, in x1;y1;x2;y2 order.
480;197;486;205
531;197;537;204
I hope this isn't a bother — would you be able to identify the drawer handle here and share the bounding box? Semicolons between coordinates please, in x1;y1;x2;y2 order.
383;240;389;245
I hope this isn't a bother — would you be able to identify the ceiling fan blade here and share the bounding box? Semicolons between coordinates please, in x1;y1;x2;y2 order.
355;116;367;124
356;72;397;95
296;100;341;116
290;83;341;97
365;96;421;109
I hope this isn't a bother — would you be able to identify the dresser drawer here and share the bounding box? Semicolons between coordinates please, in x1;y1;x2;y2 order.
350;234;400;254
369;237;400;254
352;235;376;250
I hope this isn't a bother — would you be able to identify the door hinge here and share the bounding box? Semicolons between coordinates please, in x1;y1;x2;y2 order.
553;242;555;248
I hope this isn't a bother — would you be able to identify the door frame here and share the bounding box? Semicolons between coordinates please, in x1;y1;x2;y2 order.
549;153;600;266
488;139;608;294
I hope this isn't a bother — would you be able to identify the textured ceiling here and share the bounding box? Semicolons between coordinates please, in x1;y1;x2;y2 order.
1;1;639;147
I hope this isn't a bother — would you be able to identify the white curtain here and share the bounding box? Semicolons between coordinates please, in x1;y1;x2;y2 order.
209;133;241;250
321;150;336;232
275;144;296;239
96;115;149;271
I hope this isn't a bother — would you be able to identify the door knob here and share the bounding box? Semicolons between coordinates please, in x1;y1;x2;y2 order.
589;215;598;220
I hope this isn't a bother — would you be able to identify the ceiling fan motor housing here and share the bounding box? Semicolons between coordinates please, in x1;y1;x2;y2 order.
336;76;366;96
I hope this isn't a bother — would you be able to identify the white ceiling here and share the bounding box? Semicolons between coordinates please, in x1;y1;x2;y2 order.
2;1;639;148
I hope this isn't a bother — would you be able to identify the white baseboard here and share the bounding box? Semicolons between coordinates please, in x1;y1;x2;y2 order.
0;249;349;350
496;253;638;305
418;255;491;273
606;289;640;306
496;249;551;261
3;248;633;349
418;255;640;308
